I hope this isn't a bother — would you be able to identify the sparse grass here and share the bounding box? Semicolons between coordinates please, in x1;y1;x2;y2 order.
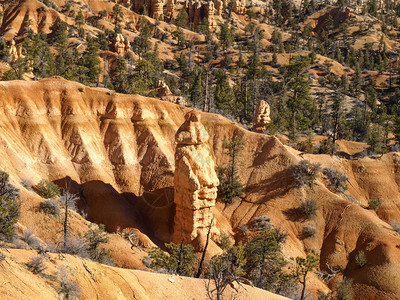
355;251;367;268
291;160;321;188
301;198;318;219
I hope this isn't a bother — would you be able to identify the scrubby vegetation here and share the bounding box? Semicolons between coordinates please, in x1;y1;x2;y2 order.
368;198;381;211
323;167;349;193
40;198;61;216
148;242;197;276
356;250;367;268
147;225;319;298
57;266;81;299
301;198;318;219
27;255;47;275
36;180;60;199
302;225;317;238
291;160;321;188
0;171;20;241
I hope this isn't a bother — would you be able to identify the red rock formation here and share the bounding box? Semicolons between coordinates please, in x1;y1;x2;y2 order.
9;39;18;61
253;100;271;133
156;80;186;105
113;33;126;55
233;0;246;14
214;0;223;17
166;0;175;20
151;0;164;19
186;0;217;29
173;110;219;245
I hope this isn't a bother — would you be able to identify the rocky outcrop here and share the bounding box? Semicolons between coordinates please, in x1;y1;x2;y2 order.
214;0;223;16
9;39;23;62
156;80;186;105
186;0;217;29
113;33;125;55
233;0;246;14
253;100;271;133
173;110;219;245
151;0;164;19
113;34;130;55
166;0;175;20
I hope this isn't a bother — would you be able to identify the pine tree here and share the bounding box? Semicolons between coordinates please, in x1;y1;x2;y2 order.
113;56;127;92
189;67;204;107
175;9;188;28
217;136;245;204
219;22;233;51
111;3;124;33
283;56;314;141
214;69;235;113
80;37;100;84
133;17;152;60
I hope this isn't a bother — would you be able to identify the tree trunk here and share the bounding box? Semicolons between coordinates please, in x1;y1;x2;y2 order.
63;199;68;249
176;239;184;275
195;219;213;278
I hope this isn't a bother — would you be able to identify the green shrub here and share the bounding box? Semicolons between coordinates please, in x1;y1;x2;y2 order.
148;242;196;276
355;250;367;268
368;198;381;211
291;160;321;188
36;180;60;199
301;198;318;219
0;171;21;241
84;224;113;265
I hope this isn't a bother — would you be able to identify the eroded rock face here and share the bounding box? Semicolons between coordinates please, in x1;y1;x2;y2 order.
113;33;126;55
233;0;246;14
173;110;219;245
214;0;223;16
253;100;271;133
157;80;187;106
9;40;18;62
151;0;164;18
166;0;175;19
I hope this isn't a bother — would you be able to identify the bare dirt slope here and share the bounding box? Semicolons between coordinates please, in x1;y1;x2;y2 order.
0;249;286;300
1;78;400;298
